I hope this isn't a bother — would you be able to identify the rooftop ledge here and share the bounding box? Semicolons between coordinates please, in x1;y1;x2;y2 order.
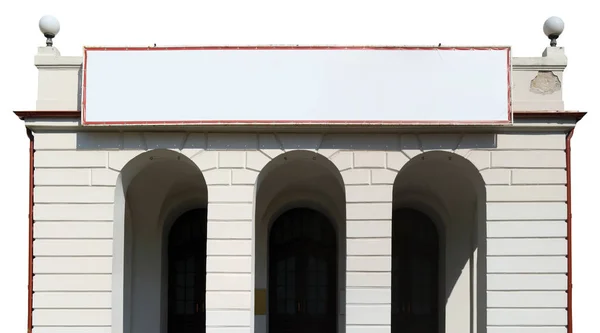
13;110;586;133
28;45;579;122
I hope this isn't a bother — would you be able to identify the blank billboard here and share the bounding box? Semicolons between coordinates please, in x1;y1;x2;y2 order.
82;46;511;125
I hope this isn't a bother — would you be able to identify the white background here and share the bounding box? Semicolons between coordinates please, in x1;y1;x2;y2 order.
0;0;597;331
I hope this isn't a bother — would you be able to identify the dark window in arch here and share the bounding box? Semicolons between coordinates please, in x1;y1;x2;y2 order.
268;207;337;333
167;208;207;333
392;208;440;333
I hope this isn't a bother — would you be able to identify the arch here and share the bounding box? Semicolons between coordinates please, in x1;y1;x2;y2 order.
254;150;346;333
256;150;345;224
112;149;208;333
391;150;486;333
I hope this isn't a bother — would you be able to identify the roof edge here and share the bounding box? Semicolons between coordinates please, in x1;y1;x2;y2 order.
14;110;586;123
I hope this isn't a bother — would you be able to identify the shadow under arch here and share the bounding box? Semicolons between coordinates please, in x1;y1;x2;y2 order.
253;150;347;333
392;150;486;333
112;149;208;333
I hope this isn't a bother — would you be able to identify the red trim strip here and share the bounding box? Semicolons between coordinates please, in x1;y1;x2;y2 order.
83;45;511;51
566;129;574;333
507;48;513;122
83;120;512;125
82;48;88;127
26;128;34;333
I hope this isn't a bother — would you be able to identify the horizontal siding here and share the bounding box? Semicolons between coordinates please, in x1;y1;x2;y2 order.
32;309;111;326
205;273;252;291
33;239;112;256
486;185;566;202
487;327;566;333
346;203;392;220
34;257;112;274
347;273;390;287
347;239;391;256
487;221;566;238
487;291;566;308
34;222;113;239
33;132;78;150
207;221;252;239
487;202;567;220
346;185;392;203
34;186;115;204
34;151;107;168
347;221;391;238
206;204;253;220
346;305;391;325
34;204;114;221
91;169;119;186
488;133;568;333
488;309;567;326
489;131;567;333
33;292;111;309
205;310;252;327
511;169;566;185
488;274;566;291
480;168;510;185
346;288;390;304
491;150;565;168
34;169;91;186
487;256;567;273
33;328;111;333
347;256;391;272
487;239;567;256
495;133;565;150
207;240;252;255
346;327;389;333
205;291;251;309
207;185;256;203
33;275;111;292
206;256;252;273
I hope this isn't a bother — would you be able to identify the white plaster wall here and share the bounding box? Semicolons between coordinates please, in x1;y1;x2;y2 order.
30;131;569;333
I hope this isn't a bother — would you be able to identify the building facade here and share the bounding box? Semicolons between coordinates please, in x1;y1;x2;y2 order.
16;17;585;333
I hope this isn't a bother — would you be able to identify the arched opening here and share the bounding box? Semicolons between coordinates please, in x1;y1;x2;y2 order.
112;149;208;333
269;208;337;333
391;151;486;333
167;208;207;333
254;150;346;333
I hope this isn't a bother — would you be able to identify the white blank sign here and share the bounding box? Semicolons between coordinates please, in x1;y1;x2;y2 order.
82;47;511;125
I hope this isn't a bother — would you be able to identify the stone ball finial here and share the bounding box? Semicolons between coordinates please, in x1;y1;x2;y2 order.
39;15;60;47
543;16;564;47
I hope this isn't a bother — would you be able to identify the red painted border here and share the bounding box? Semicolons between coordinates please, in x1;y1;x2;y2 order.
80;46;513;126
566;129;574;333
84;45;512;51
26;129;34;333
